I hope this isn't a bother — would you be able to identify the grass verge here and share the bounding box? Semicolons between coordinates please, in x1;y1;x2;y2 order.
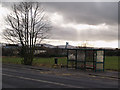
2;56;119;71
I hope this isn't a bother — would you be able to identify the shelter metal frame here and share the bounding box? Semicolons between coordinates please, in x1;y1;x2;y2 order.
67;48;105;72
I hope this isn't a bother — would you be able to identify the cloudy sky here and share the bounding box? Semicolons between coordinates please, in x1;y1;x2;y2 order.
0;1;118;48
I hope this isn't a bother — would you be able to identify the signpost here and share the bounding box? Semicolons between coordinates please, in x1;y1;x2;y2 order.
65;42;69;49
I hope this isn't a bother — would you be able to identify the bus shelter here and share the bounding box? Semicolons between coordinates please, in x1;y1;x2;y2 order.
67;48;105;72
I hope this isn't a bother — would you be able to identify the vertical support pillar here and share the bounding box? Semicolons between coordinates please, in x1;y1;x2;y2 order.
75;49;77;69
84;50;86;71
93;50;95;71
103;49;105;72
67;49;68;68
95;50;97;72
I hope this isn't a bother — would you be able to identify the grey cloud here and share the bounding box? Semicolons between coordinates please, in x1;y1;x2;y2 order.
42;2;118;25
42;2;118;42
2;2;118;25
50;25;118;42
49;26;78;40
1;2;118;43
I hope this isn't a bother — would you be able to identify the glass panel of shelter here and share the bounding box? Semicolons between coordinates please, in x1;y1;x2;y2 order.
85;50;95;70
68;50;76;60
67;49;104;71
67;50;76;68
96;50;104;71
77;50;85;69
97;51;104;62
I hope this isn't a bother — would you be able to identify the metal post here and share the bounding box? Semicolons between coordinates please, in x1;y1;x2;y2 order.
84;50;86;71
95;50;97;72
54;57;58;65
67;49;68;68
103;49;105;72
75;49;77;69
93;50;95;71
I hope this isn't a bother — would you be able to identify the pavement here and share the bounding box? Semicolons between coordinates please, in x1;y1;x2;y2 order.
2;63;119;88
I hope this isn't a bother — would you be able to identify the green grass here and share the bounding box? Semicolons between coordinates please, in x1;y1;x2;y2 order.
2;56;22;64
2;56;119;71
32;57;67;67
104;56;118;71
2;56;67;68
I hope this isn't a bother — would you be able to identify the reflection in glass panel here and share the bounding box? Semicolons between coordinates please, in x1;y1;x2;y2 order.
97;56;103;62
77;62;84;68
68;50;76;60
97;51;104;62
96;63;103;69
77;50;85;61
86;50;94;62
86;62;94;68
97;51;104;56
68;61;76;67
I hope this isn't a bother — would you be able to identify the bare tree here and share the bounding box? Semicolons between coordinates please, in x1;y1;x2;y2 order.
3;2;51;65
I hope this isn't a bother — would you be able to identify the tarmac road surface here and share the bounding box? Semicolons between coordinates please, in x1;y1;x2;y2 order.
2;64;118;88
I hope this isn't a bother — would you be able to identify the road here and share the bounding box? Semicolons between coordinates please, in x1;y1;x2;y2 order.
2;64;118;88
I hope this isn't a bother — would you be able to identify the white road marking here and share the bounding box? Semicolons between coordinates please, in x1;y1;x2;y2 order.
3;73;83;88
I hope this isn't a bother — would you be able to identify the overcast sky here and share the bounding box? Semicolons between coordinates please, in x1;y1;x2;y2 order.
0;2;118;48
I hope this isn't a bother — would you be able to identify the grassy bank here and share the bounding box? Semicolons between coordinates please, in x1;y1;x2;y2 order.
2;56;119;71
